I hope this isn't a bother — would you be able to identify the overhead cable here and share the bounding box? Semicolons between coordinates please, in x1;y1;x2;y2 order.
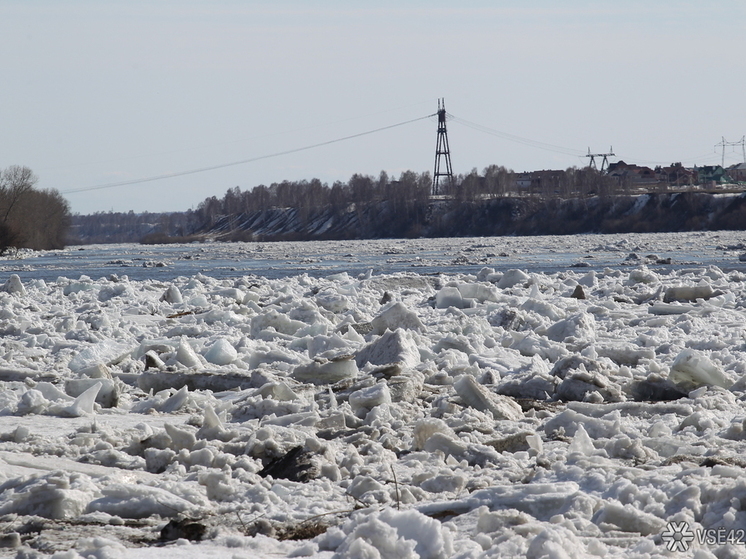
446;113;586;157
63;114;435;194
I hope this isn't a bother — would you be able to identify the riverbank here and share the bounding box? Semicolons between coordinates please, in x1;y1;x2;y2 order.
202;191;746;242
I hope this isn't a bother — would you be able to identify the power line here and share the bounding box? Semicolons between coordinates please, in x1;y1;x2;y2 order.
42;101;434;173
621;149;733;167
61;103;739;197
446;113;586;158
62;113;435;195
447;113;743;168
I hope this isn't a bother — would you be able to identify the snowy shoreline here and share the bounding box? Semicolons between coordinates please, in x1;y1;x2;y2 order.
1;243;746;557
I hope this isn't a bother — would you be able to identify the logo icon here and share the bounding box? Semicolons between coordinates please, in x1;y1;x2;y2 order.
662;521;695;552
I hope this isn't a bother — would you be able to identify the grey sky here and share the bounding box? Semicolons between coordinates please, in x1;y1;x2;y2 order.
1;1;744;215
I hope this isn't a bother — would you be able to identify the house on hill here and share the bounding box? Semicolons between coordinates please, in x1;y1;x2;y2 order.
655;163;696;187
695;165;731;187
516;170;565;193
606;161;657;187
727;163;746;183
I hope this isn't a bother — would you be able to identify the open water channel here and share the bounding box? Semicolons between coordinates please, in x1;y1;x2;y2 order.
2;230;746;282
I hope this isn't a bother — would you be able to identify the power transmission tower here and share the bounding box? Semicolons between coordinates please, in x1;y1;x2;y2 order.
433;98;454;195
586;147;615;173
715;136;746;167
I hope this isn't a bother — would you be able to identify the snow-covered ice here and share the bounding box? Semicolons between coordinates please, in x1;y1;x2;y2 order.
2;233;746;557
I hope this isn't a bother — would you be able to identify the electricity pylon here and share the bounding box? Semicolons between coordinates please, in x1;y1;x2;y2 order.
716;136;746;167
433;98;454;195
586;147;615;173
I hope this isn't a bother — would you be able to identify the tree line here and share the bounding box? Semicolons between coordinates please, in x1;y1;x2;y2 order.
0;166;70;254
69;165;620;243
70;210;201;244
62;162;630;245
0;161;725;250
191;165;616;235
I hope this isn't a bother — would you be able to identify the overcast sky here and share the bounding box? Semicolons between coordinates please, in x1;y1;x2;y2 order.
1;1;745;215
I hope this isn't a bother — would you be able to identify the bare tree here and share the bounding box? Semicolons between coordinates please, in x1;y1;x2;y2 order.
0;165;37;222
0;166;71;251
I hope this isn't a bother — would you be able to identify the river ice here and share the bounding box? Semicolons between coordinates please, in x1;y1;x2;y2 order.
1;231;746;557
6;229;746;282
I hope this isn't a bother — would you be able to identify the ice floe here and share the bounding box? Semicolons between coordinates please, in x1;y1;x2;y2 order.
1;246;746;556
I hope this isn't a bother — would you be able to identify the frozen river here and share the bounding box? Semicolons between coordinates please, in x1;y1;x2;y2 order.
2;230;746;282
4;228;746;556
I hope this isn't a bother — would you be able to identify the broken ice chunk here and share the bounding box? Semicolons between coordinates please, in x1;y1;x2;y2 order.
293;355;358;384
68;342;132;374
669;348;732;389
355;329;421;369
1;274;25;295
17;389;49;415
526;433;543;454
329;508;453;559
545;312;595;343
371;302;424;334
594;502;666;536
164;422;196;451
0;471;98;519
349;382;391;417
568;424;595;455
663;284;717;303
453;375;523;420
88;481;205;519
175;338;203;368
203;338;237;365
144;350;166;370
66;378;118;408
412;418;458;450
315;288;350;313
435;286;464;309
35;382;73;402
159;385;190;413
497;269;530;289
160;285;183;304
56;382;102;417
647;302;696;315
578;270;596;288
423;432;468;459
210;287;247;303
457;283;498;303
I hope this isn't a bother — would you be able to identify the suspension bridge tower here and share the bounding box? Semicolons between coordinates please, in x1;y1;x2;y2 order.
433;98;454;195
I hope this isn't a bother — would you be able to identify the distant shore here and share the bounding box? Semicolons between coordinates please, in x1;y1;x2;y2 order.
197;191;746;243
68;190;746;246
